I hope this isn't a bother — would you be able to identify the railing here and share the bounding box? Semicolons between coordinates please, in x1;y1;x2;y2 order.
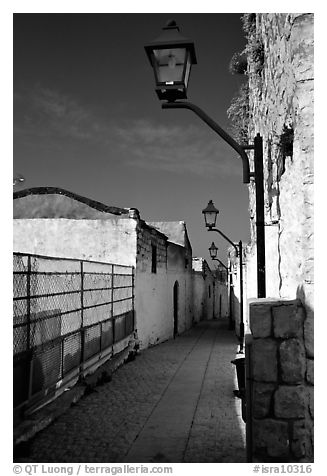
13;252;135;416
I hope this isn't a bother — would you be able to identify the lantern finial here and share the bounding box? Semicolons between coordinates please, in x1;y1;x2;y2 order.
163;20;179;30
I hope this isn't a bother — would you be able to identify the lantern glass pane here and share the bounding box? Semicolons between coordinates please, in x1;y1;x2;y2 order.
209;248;217;259
153;48;187;84
184;53;192;87
204;211;217;228
209;243;218;259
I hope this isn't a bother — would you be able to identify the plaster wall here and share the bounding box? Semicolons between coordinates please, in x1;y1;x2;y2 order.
167;241;194;333
215;280;229;319
13;219;137;266
192;272;206;323
134;225;171;348
13;191;128;219
204;261;215;320
192;258;215;321
144;221;194;339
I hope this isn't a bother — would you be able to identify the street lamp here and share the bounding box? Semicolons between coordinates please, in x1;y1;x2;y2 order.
144;20;197;102
202;200;219;230
145;20;266;298
209;242;228;271
208;242;234;330
203;201;244;352
208;241;218;260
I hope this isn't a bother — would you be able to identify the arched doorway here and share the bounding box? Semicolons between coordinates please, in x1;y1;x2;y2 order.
173;281;179;337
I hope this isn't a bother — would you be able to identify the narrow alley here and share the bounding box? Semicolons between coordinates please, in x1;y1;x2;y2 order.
14;320;246;463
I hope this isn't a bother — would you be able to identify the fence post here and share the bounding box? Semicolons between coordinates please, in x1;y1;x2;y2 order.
80;261;85;374
132;268;135;330
27;254;33;400
26;255;31;352
111;265;115;345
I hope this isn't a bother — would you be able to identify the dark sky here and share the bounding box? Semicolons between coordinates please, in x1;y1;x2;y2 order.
13;12;250;266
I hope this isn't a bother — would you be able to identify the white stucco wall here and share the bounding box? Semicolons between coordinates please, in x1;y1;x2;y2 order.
13;219;137;266
166;241;193;334
215;281;229;319
192;273;205;323
134;228;194;348
134;225;171;348
192;258;216;321
135;270;171;348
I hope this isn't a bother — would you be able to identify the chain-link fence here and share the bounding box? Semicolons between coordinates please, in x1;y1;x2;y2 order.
13;252;135;415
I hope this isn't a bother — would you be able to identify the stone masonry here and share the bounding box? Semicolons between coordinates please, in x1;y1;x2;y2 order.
246;13;314;305
236;13;314;463
247;299;313;462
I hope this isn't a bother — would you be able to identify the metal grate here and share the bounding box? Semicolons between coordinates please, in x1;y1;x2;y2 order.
13;252;134;412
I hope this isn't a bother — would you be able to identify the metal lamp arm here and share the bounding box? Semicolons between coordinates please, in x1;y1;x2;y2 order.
209;227;239;256
162;100;251;183
213;258;228;271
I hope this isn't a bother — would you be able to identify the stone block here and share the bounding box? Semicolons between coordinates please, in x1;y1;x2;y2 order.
253;418;289;458
307;387;314;419
252;382;276;418
291;420;308;459
306;359;314;385
250;303;272;338
273;301;304;338
280;339;306;383
304;311;314;358
274;386;306;418
291;14;314;82
251;339;278;382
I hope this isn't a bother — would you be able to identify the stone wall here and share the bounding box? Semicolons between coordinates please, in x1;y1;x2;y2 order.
241;13;314;462
247;299;313;462
246;12;314;307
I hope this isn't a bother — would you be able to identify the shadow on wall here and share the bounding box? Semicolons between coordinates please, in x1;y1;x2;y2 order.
231;287;240;336
296;282;314;364
296;284;314;458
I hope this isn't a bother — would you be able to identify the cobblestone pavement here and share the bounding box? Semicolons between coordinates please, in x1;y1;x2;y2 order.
15;320;246;463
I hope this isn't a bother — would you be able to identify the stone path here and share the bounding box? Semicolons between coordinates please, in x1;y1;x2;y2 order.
15;320;246;463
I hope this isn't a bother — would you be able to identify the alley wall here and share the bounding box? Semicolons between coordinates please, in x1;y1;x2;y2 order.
241;13;314;462
246;13;314;316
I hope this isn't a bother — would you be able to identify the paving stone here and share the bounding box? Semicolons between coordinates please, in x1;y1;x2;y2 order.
14;320;245;463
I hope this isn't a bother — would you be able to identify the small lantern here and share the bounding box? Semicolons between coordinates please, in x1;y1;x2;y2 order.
209;242;218;260
202;200;219;229
145;20;197;102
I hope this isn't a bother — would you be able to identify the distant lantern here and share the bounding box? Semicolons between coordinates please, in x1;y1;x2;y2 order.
202;200;219;229
144;20;197;101
209;242;218;260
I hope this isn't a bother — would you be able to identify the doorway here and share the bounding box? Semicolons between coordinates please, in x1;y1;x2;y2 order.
173;281;179;337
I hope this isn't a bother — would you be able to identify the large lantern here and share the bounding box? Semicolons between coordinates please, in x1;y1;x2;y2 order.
144;20;197;101
202;200;219;229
